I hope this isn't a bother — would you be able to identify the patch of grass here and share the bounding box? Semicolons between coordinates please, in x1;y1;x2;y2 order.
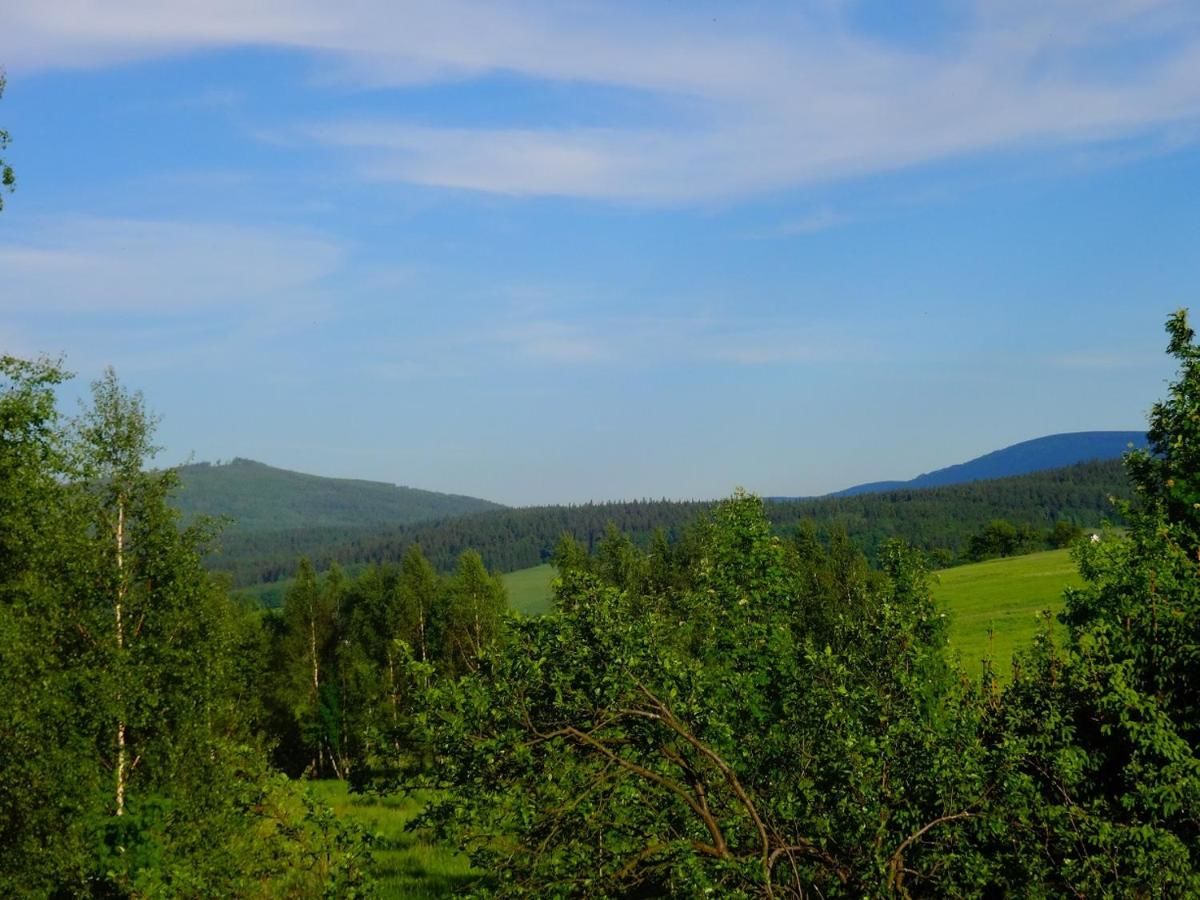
933;548;1082;678
240;564;556;613
232;579;290;609
501;564;556;616
308;780;476;899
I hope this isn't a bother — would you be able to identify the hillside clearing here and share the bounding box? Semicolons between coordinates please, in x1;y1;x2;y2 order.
932;548;1081;677
500;563;555;615
307;781;474;898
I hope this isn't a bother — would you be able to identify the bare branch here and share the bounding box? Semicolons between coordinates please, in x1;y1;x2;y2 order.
886;810;974;895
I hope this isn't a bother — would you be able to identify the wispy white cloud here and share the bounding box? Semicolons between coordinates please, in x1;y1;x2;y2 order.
0;216;344;314
745;207;856;239
4;1;1200;202
483;313;876;368
495;320;613;364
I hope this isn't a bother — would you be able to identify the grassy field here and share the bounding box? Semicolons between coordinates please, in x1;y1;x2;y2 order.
932;548;1081;677
307;780;475;898
494;552;1080;679
500;563;555;615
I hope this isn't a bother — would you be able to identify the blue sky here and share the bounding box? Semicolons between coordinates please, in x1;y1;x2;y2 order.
1;1;1196;505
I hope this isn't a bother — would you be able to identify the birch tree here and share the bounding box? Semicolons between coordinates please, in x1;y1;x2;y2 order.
278;558;342;777
73;368;160;817
399;543;443;664
0;361;373;894
443;549;506;674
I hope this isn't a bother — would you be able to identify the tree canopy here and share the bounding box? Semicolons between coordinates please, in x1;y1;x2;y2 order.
0;358;371;895
372;494;991;895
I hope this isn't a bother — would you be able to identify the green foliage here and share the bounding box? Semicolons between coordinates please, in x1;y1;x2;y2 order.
1060;311;1200;736
973;309;1200;894
272;560;346;778
0;355;70;576
1048;519;1084;549
6;309;1190;894
376;493;989;896
0;359;370;895
469;544;1085;682
399;544;444;664
550;531;590;577
964;519;1041;562
593;522;644;590
338;549;444;773
442;550;508;675
332;308;1200;893
259;543;513;780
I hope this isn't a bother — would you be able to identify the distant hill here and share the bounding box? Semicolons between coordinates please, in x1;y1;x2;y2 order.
171;458;503;532
210;457;1133;589
830;431;1147;497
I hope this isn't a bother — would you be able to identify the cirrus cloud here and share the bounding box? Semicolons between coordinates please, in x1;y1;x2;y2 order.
3;1;1200;202
0;216;344;314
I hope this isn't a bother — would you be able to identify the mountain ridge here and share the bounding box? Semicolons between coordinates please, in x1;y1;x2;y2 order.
171;457;504;533
828;431;1147;498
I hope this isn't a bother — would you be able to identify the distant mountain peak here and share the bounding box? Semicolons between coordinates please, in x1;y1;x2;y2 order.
172;459;503;533
830;431;1147;497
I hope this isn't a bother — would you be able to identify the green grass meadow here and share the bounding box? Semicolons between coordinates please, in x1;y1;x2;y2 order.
307;781;475;898
500;563;555;615
932;548;1081;677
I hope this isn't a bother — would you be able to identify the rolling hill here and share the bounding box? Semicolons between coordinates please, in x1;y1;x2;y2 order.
171;458;503;532
831;431;1146;497
209;457;1133;589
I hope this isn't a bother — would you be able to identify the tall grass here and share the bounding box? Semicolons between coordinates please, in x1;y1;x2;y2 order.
308;781;475;898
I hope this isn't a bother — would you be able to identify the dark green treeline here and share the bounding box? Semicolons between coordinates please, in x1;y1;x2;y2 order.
206;457;1130;589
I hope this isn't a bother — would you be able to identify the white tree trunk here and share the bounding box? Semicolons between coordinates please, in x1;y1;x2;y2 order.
115;498;127;817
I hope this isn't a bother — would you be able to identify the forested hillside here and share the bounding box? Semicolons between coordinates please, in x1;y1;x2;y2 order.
206;457;1130;588
832;430;1146;495
172;458;502;532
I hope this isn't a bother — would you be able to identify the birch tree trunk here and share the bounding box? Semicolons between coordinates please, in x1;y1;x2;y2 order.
115;495;127;817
